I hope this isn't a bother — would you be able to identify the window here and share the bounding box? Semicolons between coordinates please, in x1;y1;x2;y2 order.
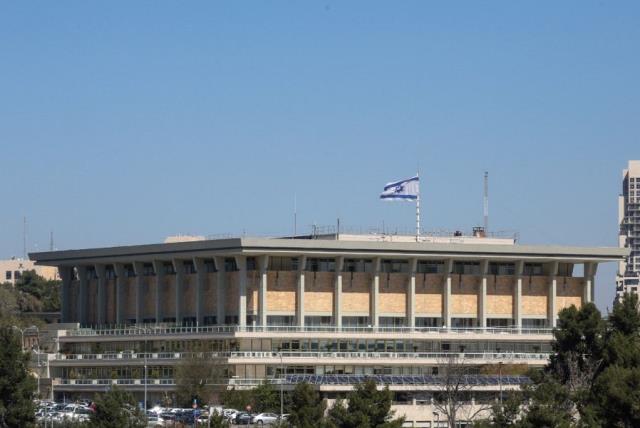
453;262;480;275
523;263;544;276
182;261;196;274
487;318;512;328
124;265;136;277
225;315;239;325
143;264;155;276
305;316;332;326
342;316;370;327
305;258;336;272
204;260;216;273
224;258;238;272
416;317;441;328
379;317;406;327
246;257;257;271
451;318;476;328
381;260;409;273
267;316;295;326
105;267;116;280
268;257;299;271
5;271;11;280
489;262;515;275
417;261;444;274
522;318;548;328
203;316;217;326
14;271;22;280
163;263;175;275
343;259;373;273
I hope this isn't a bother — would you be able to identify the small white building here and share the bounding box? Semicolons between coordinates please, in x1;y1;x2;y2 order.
0;257;59;285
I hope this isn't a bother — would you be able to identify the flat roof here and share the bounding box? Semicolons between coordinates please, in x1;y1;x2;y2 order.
30;236;629;266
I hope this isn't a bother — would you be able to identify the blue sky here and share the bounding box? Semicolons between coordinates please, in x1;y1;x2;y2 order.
0;1;638;310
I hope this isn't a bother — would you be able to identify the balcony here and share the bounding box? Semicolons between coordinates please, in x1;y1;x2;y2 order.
62;325;553;338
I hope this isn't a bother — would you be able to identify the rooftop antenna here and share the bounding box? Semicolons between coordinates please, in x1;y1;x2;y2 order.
483;171;489;233
23;216;27;259
50;230;54;251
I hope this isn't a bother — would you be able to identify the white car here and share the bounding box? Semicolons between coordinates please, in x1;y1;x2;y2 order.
252;412;279;425
60;404;92;422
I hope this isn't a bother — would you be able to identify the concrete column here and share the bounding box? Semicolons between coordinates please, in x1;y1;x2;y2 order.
94;264;106;326
132;262;144;324
479;260;489;328
296;256;307;327
334;257;345;328
113;263;126;324
584;262;597;304
173;259;185;326
152;261;164;324
193;258;206;326
235;256;247;327
371;258;381;327
214;257;226;325
444;260;453;328
77;266;88;325
58;266;72;323
258;255;269;327
408;258;417;328
514;261;524;329
548;261;559;328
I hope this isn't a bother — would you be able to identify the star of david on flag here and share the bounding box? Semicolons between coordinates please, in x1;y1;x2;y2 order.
379;176;419;201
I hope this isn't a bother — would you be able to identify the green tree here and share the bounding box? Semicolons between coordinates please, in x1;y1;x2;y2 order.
89;387;146;428
327;379;403;428
208;409;231;428
288;382;326;428
221;388;253;412
174;351;225;407
252;381;280;413
0;327;36;428
13;270;61;312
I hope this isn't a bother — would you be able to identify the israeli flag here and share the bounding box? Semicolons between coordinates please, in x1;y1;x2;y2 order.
380;176;419;201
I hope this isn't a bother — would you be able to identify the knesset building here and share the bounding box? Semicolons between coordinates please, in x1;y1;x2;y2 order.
31;232;626;426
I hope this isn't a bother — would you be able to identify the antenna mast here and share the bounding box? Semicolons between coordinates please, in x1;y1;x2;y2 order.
483;171;489;233
50;230;54;251
23;216;27;259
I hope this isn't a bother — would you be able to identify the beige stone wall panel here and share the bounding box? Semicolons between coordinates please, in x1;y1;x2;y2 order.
87;280;98;325
415;274;443;315
69;280;79;321
267;271;297;312
183;274;196;317
162;277;176;317
557;277;583;311
522;276;548;316
204;274;217;314
379;273;407;314
105;279;116;324
143;278;155;319
451;275;479;315
125;278;136;319
225;272;239;314
304;271;334;313
247;272;259;314
486;276;514;316
342;272;371;313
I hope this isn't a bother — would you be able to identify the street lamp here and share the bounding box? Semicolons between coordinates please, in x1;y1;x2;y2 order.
498;362;503;406
134;326;149;410
277;348;284;417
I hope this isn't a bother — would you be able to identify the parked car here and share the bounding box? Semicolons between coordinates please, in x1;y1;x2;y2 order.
235;412;254;425
252;412;279;425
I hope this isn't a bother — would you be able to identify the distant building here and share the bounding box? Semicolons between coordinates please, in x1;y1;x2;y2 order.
617;160;640;301
0;257;58;285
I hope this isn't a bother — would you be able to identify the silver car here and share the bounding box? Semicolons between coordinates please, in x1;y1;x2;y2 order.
251;412;279;425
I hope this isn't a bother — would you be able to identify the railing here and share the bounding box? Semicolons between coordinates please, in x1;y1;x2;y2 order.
55;378;175;386
53;350;550;362
228;351;549;361
63;325;553;337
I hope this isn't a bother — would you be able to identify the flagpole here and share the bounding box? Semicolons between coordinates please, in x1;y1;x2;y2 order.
416;172;420;242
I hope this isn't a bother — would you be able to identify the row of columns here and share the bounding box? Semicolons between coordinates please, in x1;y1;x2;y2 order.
59;257;598;328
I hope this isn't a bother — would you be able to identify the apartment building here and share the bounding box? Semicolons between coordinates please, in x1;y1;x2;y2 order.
617;160;640;300
31;232;626;426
